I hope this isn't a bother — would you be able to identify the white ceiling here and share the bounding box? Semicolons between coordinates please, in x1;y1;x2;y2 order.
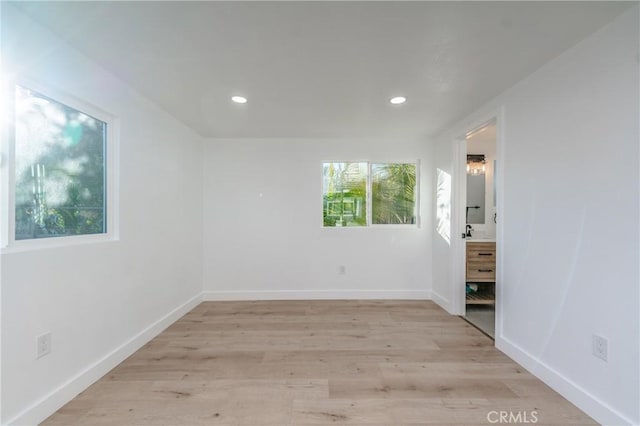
12;1;632;139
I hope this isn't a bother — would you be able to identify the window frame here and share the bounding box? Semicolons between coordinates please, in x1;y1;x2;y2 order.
322;159;420;229
1;78;119;252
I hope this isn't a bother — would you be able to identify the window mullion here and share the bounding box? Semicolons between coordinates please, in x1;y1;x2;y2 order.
415;159;421;227
366;162;372;226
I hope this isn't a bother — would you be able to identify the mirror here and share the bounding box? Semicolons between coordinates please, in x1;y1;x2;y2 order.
466;173;485;224
465;121;496;234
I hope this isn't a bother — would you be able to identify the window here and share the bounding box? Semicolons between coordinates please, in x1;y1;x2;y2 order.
323;162;367;227
6;83;114;245
323;161;418;227
372;163;417;225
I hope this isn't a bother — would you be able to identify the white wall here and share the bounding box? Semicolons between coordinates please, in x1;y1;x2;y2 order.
433;7;639;425
202;138;432;300
1;5;204;424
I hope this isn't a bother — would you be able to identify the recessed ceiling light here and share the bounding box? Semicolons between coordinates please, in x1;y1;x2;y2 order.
231;96;248;104
389;96;407;105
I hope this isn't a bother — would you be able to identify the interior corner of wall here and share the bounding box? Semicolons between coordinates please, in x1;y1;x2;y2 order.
430;290;452;313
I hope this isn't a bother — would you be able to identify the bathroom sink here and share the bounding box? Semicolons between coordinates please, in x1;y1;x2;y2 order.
466;237;496;242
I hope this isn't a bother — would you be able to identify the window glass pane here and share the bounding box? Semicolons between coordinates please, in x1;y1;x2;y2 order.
323;162;367;227
14;85;106;240
372;163;416;225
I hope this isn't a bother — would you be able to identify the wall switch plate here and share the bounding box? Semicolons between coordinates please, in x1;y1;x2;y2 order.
338;265;346;275
592;334;608;362
37;332;52;359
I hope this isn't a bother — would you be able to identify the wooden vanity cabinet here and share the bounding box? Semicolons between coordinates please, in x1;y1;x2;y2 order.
466;242;496;282
466;241;496;305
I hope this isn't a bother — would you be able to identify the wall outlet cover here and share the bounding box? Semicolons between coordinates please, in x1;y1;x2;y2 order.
37;332;52;359
592;334;608;362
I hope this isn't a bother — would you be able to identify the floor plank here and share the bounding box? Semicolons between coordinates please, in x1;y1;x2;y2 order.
42;300;596;425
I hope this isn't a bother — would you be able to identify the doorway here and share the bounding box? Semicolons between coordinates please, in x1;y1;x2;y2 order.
454;114;502;340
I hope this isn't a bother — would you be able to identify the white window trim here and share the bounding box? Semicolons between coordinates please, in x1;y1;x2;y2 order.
321;159;421;229
1;78;120;253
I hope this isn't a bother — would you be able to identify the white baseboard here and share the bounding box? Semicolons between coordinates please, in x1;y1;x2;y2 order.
496;335;635;426
429;290;451;313
202;289;431;301
6;293;203;426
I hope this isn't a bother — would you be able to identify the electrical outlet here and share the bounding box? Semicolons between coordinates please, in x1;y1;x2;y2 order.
338;265;346;275
592;334;608;362
36;332;52;359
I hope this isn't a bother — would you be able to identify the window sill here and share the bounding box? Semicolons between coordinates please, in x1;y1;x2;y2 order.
1;233;119;254
322;224;421;230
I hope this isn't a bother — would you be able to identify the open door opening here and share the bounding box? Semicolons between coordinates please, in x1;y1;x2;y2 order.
462;120;497;338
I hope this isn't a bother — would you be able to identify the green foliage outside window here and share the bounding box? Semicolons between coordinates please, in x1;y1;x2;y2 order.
372;163;416;224
323;162;367;227
323;162;417;227
14;85;107;240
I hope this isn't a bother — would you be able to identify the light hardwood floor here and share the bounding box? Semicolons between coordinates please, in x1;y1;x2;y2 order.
43;301;596;425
